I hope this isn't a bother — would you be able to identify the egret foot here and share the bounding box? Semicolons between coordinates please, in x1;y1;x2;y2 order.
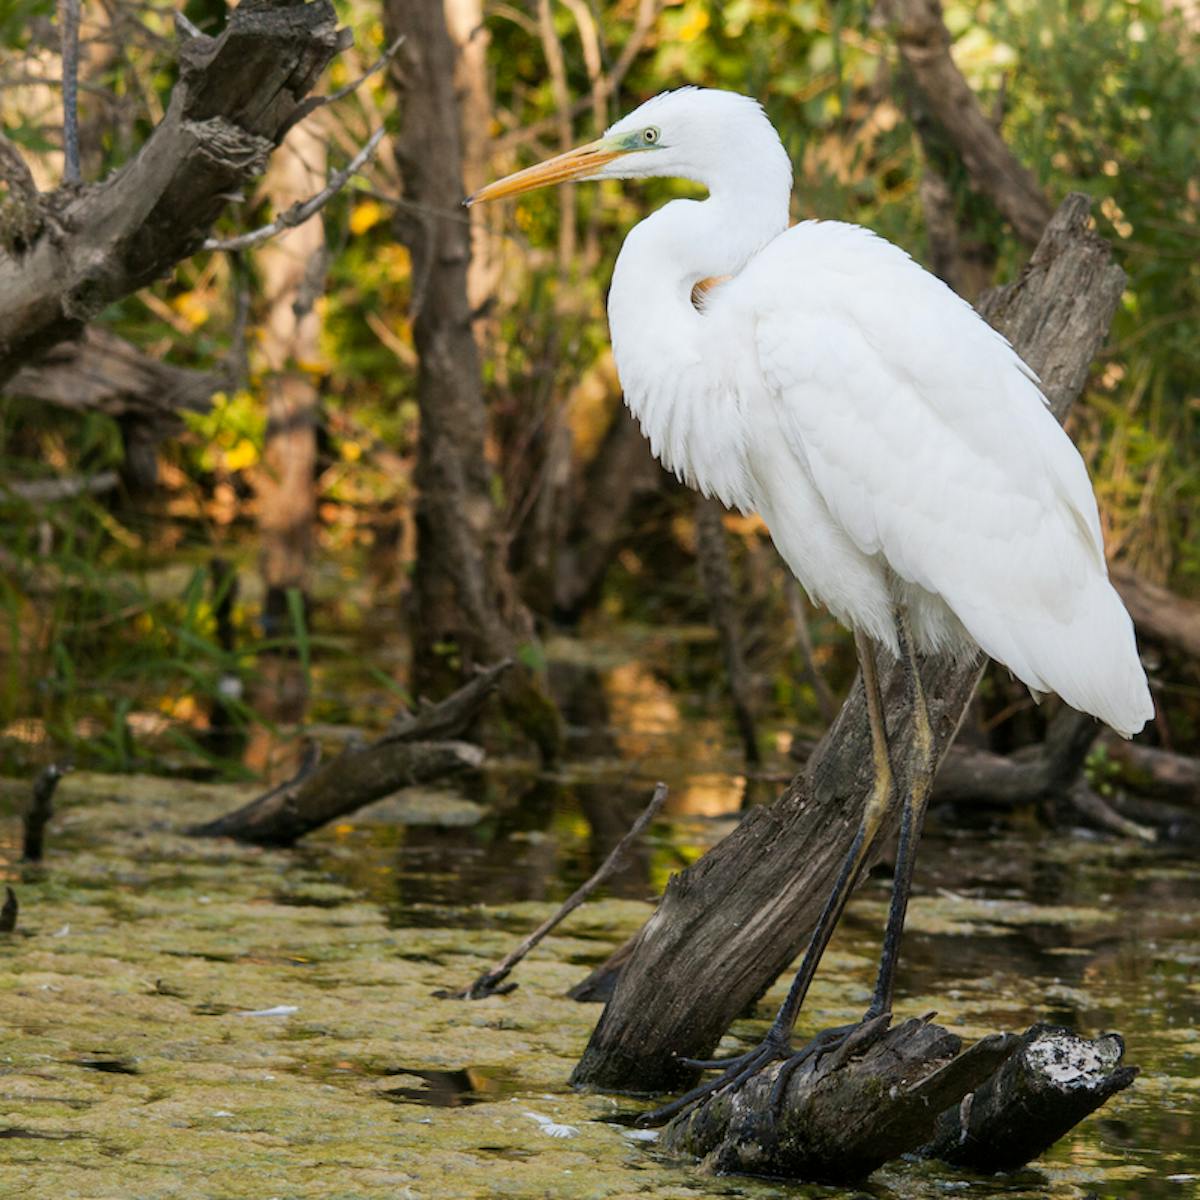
637;1011;892;1127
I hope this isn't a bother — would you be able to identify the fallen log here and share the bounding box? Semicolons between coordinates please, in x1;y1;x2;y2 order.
921;1025;1137;1171
662;1016;1018;1184
190;661;510;845
659;1021;1135;1183
571;195;1127;1095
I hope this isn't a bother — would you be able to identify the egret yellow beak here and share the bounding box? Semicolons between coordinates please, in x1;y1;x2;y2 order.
466;138;626;206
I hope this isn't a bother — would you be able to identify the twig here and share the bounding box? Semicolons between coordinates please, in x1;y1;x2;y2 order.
60;0;82;184
437;782;669;1000
203;125;387;252
23;762;69;862
281;33;407;135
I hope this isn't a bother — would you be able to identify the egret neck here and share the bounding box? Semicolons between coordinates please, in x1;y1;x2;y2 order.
608;174;790;512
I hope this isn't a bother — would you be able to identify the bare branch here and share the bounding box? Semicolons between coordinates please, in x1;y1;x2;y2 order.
287;32;407;127
60;0;82;184
438;782;669;1000
203;125;387;252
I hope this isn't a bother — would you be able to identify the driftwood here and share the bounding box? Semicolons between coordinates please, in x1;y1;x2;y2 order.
437;782;669;1000
663;1017;1018;1183
571;195;1127;1097
661;1021;1135;1183
190;661;510;846
922;1025;1137;1171
0;0;349;387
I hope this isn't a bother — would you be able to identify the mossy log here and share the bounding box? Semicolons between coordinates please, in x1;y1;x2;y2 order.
662;1017;1018;1184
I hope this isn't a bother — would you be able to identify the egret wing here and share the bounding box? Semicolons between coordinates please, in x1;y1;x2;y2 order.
743;221;1149;733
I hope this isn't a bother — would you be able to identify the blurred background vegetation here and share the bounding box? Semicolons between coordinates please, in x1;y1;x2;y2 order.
1;0;1196;785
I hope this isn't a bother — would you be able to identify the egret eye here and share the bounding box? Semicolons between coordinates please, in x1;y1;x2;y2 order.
642;127;660;145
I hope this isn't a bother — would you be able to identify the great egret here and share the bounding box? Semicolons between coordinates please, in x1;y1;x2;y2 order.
469;87;1152;1120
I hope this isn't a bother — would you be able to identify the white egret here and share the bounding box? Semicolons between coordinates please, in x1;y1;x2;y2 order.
469;88;1152;1119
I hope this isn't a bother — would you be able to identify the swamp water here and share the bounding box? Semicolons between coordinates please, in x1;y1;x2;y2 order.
0;750;1197;1199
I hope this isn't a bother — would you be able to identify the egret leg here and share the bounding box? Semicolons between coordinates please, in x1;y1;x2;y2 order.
639;630;896;1125
865;611;934;1020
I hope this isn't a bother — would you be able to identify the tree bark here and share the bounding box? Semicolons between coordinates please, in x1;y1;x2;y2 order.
0;0;349;387
386;0;559;757
254;123;325;633
554;409;662;621
921;1025;1137;1171
570;195;1126;1094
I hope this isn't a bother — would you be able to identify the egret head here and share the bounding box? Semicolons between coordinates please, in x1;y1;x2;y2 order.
467;88;791;206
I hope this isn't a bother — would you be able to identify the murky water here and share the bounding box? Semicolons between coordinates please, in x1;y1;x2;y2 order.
0;731;1196;1197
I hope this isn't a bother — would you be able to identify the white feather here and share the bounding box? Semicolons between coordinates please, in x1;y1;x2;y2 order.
603;88;1151;738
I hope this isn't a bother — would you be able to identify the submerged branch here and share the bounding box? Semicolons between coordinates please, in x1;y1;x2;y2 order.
437;782;668;1000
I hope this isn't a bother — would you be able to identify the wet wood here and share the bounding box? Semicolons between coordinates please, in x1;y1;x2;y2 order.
23;763;68;862
571;195;1127;1095
190;662;511;846
922;1025;1137;1171
663;1017;1019;1184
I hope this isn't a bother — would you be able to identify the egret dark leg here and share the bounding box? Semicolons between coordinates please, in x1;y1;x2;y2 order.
865;611;934;1020
640;630;896;1125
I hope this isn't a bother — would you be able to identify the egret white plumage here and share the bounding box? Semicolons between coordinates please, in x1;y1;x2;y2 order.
470;87;1152;1119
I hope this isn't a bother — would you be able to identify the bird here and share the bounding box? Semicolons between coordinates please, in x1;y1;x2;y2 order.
468;87;1153;1121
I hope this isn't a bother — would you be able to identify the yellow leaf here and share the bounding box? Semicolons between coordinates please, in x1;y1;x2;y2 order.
172;291;210;328
349;200;386;235
224;438;259;472
678;6;710;41
340;439;363;462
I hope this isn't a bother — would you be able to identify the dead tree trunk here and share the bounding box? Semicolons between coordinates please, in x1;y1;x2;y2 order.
570;195;1126;1094
0;0;349;387
386;0;560;757
255;123;325;633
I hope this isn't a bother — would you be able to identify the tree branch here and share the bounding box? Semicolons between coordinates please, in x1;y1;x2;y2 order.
0;0;349;389
203;124;387;252
877;0;1054;245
